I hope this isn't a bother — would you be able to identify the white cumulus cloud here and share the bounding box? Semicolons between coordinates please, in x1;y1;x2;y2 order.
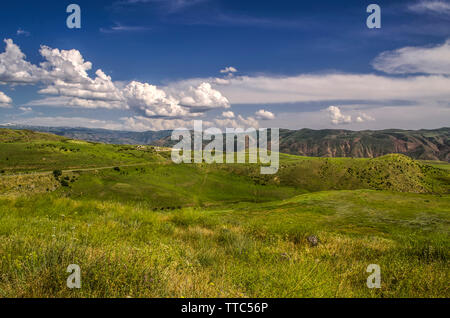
255;109;275;120
178;82;230;110
326;106;352;125
221;111;235;118
0;90;12;107
39;70;125;106
39;45;93;83
220;66;237;74
0;39;231;119
326;106;375;125
123;81;189;117
355;113;375;123
0;39;41;84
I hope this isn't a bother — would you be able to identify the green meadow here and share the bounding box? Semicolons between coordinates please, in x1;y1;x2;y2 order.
0;129;448;298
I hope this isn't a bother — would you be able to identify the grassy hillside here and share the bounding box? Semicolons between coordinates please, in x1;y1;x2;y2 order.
0;129;165;174
0;129;65;143
0;129;448;298
0;190;448;297
219;153;449;194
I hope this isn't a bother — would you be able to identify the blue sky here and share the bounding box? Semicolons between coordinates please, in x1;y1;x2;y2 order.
0;0;449;131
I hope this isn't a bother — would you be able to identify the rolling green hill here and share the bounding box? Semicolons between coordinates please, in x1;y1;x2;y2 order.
0;129;65;143
221;154;449;194
0;129;166;174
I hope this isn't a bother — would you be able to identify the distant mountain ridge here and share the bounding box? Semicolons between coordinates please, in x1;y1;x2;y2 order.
278;128;449;162
1;125;448;161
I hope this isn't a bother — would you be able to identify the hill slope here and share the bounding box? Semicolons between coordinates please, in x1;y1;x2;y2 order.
0;128;165;174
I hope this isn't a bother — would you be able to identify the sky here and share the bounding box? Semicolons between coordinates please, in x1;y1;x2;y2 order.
0;0;449;131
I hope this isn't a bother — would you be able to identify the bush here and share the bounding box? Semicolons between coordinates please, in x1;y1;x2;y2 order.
114;167;121;172
60;180;69;187
53;170;62;179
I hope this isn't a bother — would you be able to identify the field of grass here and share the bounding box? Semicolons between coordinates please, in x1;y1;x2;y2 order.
0;129;448;298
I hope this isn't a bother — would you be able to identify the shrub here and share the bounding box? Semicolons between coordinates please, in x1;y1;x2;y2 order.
53;170;62;179
114;167;121;172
